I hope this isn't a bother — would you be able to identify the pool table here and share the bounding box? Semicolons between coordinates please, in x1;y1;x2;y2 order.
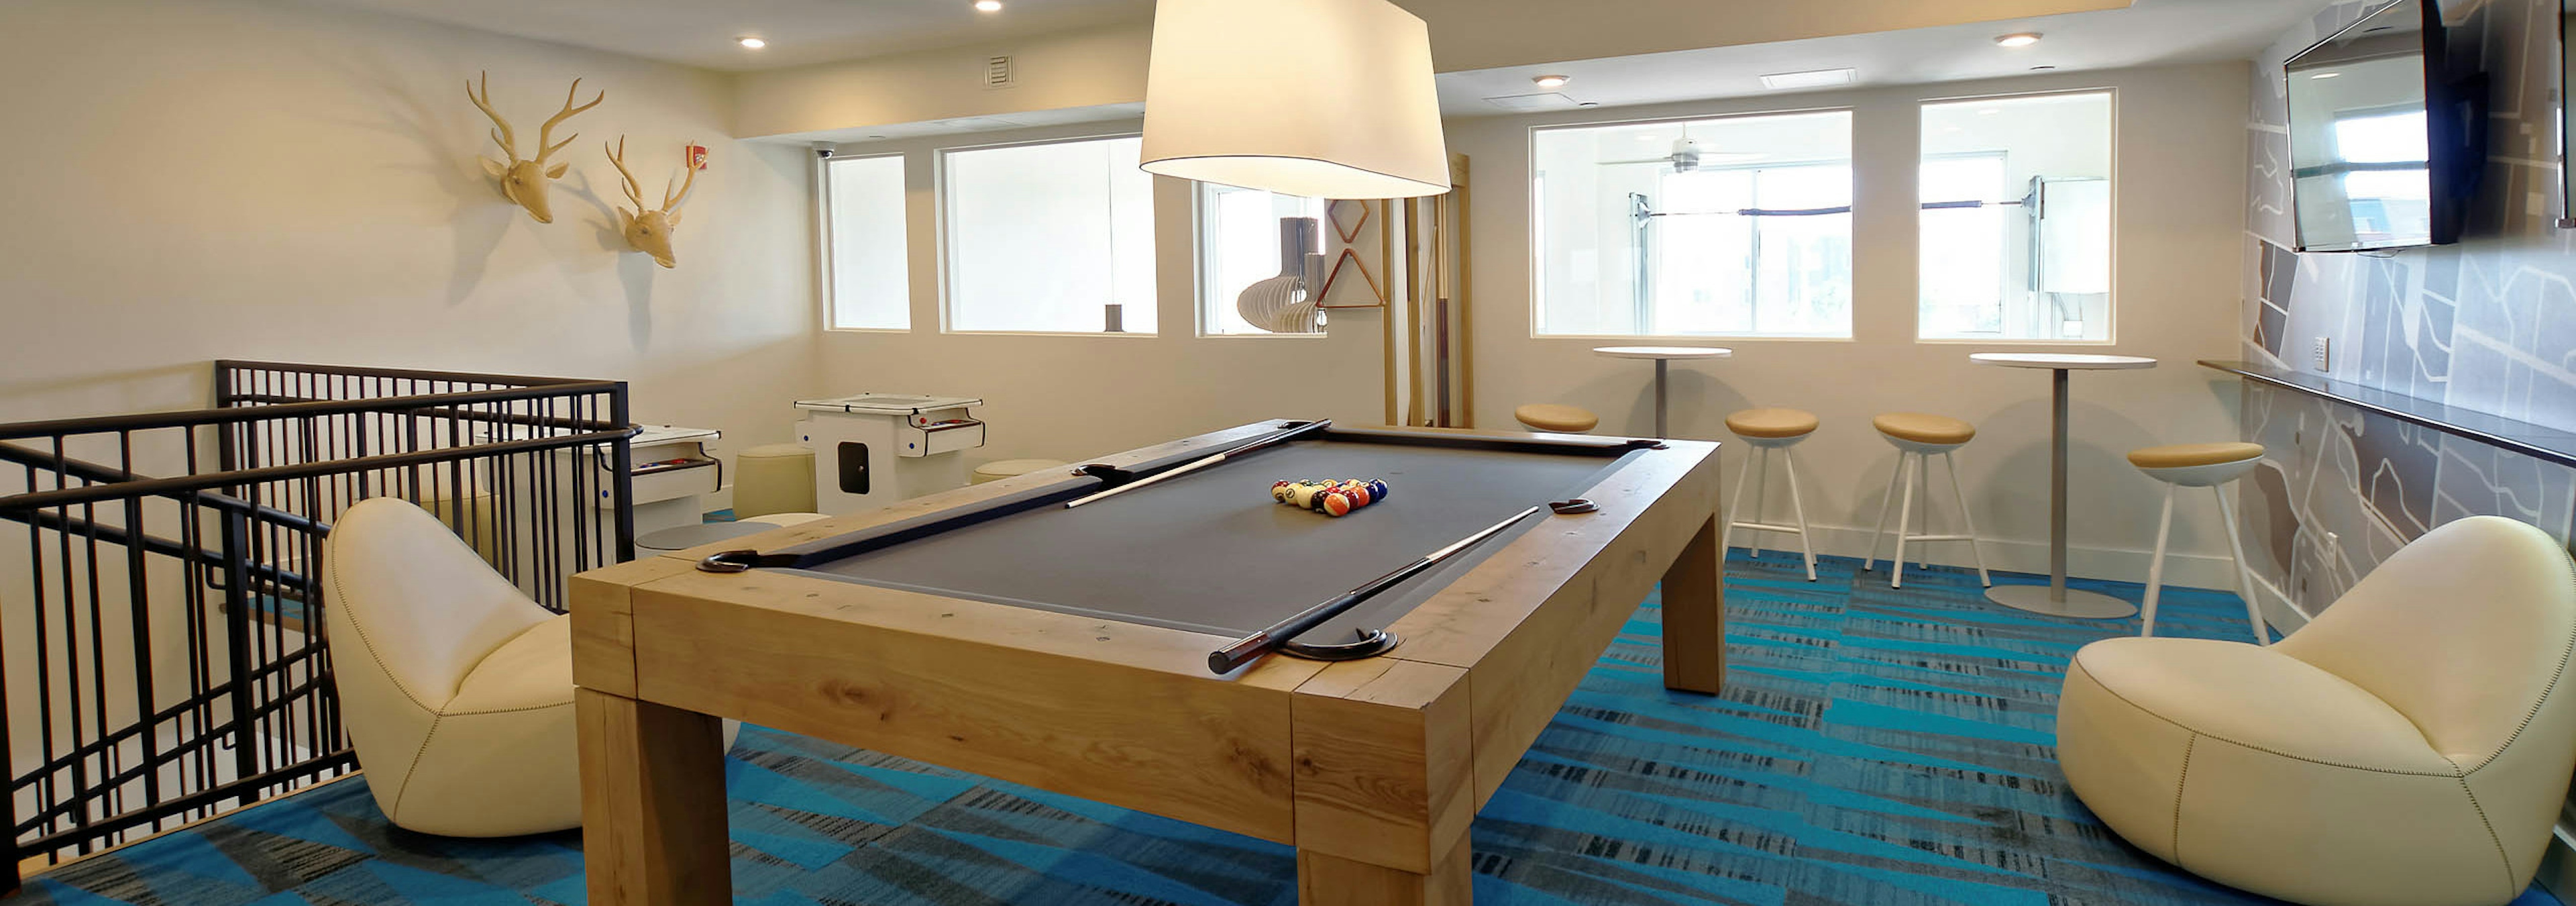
570;421;1725;905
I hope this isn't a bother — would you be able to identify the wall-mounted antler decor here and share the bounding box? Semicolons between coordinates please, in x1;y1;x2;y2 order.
606;138;696;268
466;71;602;223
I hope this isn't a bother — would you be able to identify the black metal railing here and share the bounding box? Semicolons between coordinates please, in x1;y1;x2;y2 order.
0;360;633;881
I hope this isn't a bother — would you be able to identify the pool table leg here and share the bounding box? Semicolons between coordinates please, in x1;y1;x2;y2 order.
1297;836;1471;905
1660;513;1727;694
578;688;732;905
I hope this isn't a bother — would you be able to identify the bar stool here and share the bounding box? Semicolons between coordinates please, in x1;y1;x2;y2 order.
1514;404;1599;434
1721;408;1820;581
1864;413;1993;589
2131;442;2267;644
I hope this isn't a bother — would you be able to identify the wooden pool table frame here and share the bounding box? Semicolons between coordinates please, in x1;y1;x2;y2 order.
570;421;1725;905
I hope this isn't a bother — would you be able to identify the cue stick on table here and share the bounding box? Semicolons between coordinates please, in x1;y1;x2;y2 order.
1063;419;1334;509
1207;503;1548;674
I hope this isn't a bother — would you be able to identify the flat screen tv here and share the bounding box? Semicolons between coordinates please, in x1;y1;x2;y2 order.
2286;0;2486;253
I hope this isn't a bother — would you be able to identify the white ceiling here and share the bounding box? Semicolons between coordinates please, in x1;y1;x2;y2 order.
309;0;2328;136
307;0;1156;70
307;0;2157;74
1436;0;2326;116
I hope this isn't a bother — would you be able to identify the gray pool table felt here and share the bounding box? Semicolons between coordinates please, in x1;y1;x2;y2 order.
780;439;1640;649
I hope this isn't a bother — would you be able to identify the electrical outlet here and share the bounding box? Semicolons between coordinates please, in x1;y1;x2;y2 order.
2311;336;2331;372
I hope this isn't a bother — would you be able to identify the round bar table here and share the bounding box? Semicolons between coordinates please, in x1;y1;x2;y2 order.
1593;346;1733;438
1969;352;2157;618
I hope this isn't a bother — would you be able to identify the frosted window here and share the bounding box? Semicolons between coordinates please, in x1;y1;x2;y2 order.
942;136;1158;334
1919;92;2114;341
825;154;911;330
1532;111;1854;338
1199;184;1326;335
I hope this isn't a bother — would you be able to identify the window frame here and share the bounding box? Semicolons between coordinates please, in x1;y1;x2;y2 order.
1525;107;1860;342
934;132;1161;338
1192;181;1332;338
1911;87;2121;346
819;150;914;334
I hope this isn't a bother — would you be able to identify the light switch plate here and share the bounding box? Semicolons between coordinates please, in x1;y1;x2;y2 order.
2312;336;2331;372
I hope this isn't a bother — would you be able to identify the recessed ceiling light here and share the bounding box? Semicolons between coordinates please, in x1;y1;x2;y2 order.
737;36;767;49
974;0;1003;11
1532;74;1569;89
1758;67;1858;90
1995;33;2043;48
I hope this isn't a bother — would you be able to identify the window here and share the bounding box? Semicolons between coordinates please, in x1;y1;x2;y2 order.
1532;111;1853;338
1198;184;1326;335
1918;92;2114;341
941;136;1157;334
824;154;911;330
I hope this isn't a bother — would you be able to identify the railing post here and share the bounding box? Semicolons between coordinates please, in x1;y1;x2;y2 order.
0;542;19;899
608;383;635;563
218;509;259;807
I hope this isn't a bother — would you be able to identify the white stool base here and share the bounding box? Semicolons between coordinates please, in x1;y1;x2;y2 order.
1986;585;2138;619
1722;438;1817;582
1862;448;1992;590
2138;474;2268;644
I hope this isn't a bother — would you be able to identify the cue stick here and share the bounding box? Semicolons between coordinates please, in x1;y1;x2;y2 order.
1063;419;1334;509
1206;503;1547;674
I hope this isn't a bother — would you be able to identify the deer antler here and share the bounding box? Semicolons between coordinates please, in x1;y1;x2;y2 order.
537;79;604;166
605;138;647;212
663;142;698;212
466;70;519;164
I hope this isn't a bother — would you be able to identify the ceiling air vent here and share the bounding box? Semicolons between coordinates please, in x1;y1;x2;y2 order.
1483;92;1578;112
985;56;1014;89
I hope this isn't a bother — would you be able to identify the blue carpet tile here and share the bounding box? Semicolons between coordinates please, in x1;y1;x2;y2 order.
17;550;2566;905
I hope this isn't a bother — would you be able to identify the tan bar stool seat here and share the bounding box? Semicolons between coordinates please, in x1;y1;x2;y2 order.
1871;412;1976;446
2127;442;2263;470
1864;412;1994;589
973;458;1071;485
1725;408;1820;440
733;442;817;519
1722;408;1821;581
1515;404;1599;434
2132;442;2267;644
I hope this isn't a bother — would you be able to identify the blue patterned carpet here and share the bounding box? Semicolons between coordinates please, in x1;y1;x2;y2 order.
16;551;2566;905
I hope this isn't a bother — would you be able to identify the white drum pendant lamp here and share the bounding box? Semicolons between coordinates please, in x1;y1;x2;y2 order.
1140;0;1451;199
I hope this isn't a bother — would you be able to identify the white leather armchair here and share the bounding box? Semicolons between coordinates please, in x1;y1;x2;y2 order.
2057;515;2576;906
321;497;735;836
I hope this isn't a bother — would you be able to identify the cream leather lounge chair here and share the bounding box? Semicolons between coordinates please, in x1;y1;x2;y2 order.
2057;515;2576;906
321;497;735;836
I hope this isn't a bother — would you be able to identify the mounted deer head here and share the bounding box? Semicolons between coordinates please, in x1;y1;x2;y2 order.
466;72;602;223
606;138;696;268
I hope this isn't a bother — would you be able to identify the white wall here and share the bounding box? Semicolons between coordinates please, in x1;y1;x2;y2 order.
0;0;818;456
1453;61;2256;585
814;121;1387;464
0;0;825;834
